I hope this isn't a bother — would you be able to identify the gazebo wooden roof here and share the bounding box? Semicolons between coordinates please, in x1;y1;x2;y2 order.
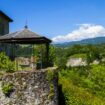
0;28;52;44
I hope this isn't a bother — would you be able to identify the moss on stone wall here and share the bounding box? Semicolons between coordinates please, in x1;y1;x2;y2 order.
2;82;14;97
46;69;56;100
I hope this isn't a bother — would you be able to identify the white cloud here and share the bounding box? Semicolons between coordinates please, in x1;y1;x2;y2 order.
52;24;105;43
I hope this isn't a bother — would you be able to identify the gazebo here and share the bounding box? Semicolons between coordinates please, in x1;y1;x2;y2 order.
0;26;52;70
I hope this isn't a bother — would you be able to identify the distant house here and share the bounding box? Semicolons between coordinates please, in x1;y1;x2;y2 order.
0;11;13;35
0;11;13;53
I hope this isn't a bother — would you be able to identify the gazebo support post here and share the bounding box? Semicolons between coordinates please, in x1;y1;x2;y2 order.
33;44;34;70
11;43;14;61
46;43;49;67
16;44;18;71
31;44;35;70
13;43;17;71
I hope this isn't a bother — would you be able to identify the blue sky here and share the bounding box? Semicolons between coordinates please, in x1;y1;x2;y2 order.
1;0;105;42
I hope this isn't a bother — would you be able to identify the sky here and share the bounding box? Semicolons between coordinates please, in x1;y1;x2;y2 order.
1;0;105;43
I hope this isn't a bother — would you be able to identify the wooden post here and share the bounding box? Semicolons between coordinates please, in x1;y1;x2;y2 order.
46;43;49;67
31;44;34;70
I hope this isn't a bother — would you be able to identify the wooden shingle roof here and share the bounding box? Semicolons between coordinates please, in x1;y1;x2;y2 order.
0;28;52;44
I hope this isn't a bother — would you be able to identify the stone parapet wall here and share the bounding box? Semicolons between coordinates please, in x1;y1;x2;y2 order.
0;68;58;105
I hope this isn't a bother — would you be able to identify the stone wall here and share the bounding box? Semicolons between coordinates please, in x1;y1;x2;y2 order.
0;68;58;105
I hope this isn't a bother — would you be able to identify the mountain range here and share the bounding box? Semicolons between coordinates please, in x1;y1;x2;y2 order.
54;36;105;47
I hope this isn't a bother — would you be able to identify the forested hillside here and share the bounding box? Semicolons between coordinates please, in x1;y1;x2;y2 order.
55;44;105;105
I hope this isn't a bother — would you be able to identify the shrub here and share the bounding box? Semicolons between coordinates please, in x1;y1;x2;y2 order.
0;52;15;72
59;69;105;105
2;83;14;97
46;69;54;81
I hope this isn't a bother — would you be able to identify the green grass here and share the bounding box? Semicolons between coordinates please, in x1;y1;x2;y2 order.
70;53;87;59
